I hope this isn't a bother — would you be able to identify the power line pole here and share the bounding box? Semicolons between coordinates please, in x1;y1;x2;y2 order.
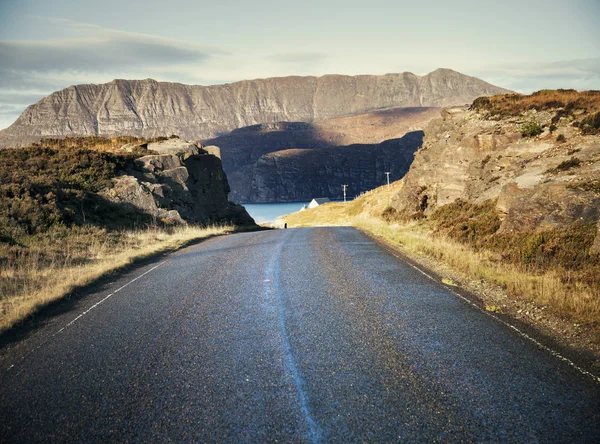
385;172;391;190
342;184;348;203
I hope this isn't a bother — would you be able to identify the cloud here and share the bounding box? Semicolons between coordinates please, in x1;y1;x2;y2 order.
0;18;222;75
473;57;600;93
0;17;230;129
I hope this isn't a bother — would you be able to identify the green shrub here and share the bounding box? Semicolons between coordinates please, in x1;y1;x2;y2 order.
521;120;543;137
556;134;566;142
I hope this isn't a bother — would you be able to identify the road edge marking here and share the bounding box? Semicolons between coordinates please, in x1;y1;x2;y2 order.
397;253;600;385
5;260;168;371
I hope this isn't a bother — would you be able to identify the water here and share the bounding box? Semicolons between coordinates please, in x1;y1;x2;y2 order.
243;202;309;223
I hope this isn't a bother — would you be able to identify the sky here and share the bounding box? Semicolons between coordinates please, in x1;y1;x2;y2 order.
0;0;599;129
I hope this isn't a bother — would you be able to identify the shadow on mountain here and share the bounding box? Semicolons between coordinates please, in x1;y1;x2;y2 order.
229;130;425;203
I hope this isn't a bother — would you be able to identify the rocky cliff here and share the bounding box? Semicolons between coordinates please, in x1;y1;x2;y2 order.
204;107;440;202
103;138;255;226
0;69;510;148
229;131;424;203
389;90;600;244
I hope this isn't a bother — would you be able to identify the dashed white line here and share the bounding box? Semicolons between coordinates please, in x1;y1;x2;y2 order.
5;260;168;371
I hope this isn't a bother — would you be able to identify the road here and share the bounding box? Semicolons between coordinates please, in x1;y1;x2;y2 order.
1;227;599;442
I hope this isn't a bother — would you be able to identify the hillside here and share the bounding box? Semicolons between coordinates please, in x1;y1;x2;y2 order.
228;132;423;202
205;107;437;202
0;69;510;148
282;90;600;361
0;137;254;241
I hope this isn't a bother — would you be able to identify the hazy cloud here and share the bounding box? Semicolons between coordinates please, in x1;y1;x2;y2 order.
0;18;221;75
0;17;229;129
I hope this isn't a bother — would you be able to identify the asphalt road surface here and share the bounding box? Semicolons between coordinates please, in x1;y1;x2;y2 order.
1;227;600;442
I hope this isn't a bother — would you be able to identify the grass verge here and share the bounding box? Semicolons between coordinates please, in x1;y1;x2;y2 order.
0;224;233;332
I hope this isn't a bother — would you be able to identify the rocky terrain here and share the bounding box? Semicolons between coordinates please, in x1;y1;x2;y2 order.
389;90;600;241
0;137;254;241
103;138;254;226
0;69;510;148
205;107;439;202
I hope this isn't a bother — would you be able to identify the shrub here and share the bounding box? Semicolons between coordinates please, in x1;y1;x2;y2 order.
556;134;566;142
430;199;501;247
521;120;543;138
490;221;597;271
0;146;151;237
546;157;581;174
580;111;600;135
567;179;600;194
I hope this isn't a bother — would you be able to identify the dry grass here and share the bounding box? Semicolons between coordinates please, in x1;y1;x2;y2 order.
471;89;600;117
31;135;178;153
0;224;233;332
282;198;600;332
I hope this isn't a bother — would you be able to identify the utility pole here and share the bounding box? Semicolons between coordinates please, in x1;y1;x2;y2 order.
385;172;391;190
342;184;348;203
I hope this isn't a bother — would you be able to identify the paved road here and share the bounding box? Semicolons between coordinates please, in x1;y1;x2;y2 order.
1;227;599;442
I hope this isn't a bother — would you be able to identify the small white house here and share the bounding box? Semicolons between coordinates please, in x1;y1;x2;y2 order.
308;198;331;209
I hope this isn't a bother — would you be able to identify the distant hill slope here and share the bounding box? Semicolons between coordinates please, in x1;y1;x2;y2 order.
0;69;510;148
204;107;438;202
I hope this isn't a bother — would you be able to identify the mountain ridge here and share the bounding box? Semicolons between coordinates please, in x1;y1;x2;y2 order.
0;69;511;148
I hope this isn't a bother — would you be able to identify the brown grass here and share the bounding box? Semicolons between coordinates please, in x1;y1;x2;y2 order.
31;135;177;153
0;224;233;332
471;89;600;118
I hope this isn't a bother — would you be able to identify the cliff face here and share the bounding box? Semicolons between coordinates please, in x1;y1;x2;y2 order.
230;132;423;203
102;139;255;226
0;69;510;148
389;95;600;244
204;107;441;202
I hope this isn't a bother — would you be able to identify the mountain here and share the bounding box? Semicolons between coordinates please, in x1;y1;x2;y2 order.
0;69;510;148
204;107;437;202
228;131;424;203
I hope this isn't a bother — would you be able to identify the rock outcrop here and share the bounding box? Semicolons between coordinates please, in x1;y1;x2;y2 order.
0;69;510;148
390;96;600;240
101;138;255;226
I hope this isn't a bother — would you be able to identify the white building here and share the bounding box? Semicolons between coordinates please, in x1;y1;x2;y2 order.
308;198;331;209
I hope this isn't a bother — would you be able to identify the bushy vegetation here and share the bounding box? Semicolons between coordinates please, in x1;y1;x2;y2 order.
31;135;172;153
430;200;501;247
426;199;599;293
568;179;600;194
520;120;544;137
0;146;151;239
580;111;600;135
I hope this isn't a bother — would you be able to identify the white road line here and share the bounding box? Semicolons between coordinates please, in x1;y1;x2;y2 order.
5;260;168;371
62;261;168;330
395;253;600;385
